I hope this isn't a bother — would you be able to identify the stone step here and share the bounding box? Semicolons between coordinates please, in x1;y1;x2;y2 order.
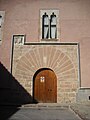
21;103;69;109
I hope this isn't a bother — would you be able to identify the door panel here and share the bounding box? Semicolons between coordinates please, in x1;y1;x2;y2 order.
34;69;57;103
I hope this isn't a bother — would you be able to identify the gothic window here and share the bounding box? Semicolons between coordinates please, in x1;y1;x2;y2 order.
40;10;59;41
50;12;57;39
0;15;2;27
0;11;5;43
0;15;3;42
42;13;49;39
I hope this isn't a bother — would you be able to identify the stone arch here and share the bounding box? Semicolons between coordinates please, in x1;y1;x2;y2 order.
13;45;78;103
33;67;57;103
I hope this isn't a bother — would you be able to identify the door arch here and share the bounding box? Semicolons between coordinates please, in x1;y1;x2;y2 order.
33;68;57;103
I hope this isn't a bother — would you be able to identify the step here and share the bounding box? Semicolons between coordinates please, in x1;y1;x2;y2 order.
21;103;69;109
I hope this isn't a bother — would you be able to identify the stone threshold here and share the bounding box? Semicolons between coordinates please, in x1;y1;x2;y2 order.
21;103;69;109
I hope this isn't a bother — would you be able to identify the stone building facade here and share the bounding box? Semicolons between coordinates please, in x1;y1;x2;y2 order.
12;42;79;103
0;0;90;104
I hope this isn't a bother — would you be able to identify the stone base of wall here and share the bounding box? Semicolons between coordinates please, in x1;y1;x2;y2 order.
76;88;90;102
57;81;78;103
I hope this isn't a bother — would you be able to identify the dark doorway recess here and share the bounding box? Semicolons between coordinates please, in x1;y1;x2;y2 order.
33;68;57;103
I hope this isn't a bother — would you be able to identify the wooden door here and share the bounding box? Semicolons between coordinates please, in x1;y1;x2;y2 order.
33;69;57;103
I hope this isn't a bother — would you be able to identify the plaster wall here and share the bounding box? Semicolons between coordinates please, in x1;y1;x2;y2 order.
0;0;90;88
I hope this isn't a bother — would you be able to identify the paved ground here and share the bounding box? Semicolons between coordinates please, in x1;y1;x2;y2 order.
70;102;90;120
8;107;81;120
0;102;90;120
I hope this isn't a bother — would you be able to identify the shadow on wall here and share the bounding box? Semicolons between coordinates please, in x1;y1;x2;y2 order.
0;106;19;120
0;62;34;119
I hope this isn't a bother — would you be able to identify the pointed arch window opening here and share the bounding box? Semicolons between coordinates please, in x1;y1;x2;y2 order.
0;15;2;27
0;11;5;43
42;12;57;39
0;15;3;42
50;12;57;39
42;12;49;39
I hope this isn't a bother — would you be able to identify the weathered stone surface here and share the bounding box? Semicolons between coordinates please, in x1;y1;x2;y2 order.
12;43;79;103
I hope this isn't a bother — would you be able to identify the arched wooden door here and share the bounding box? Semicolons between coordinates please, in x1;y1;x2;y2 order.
33;68;57;103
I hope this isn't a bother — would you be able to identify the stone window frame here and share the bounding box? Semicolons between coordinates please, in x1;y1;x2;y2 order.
40;9;59;41
11;34;26;73
0;11;5;44
13;35;26;45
